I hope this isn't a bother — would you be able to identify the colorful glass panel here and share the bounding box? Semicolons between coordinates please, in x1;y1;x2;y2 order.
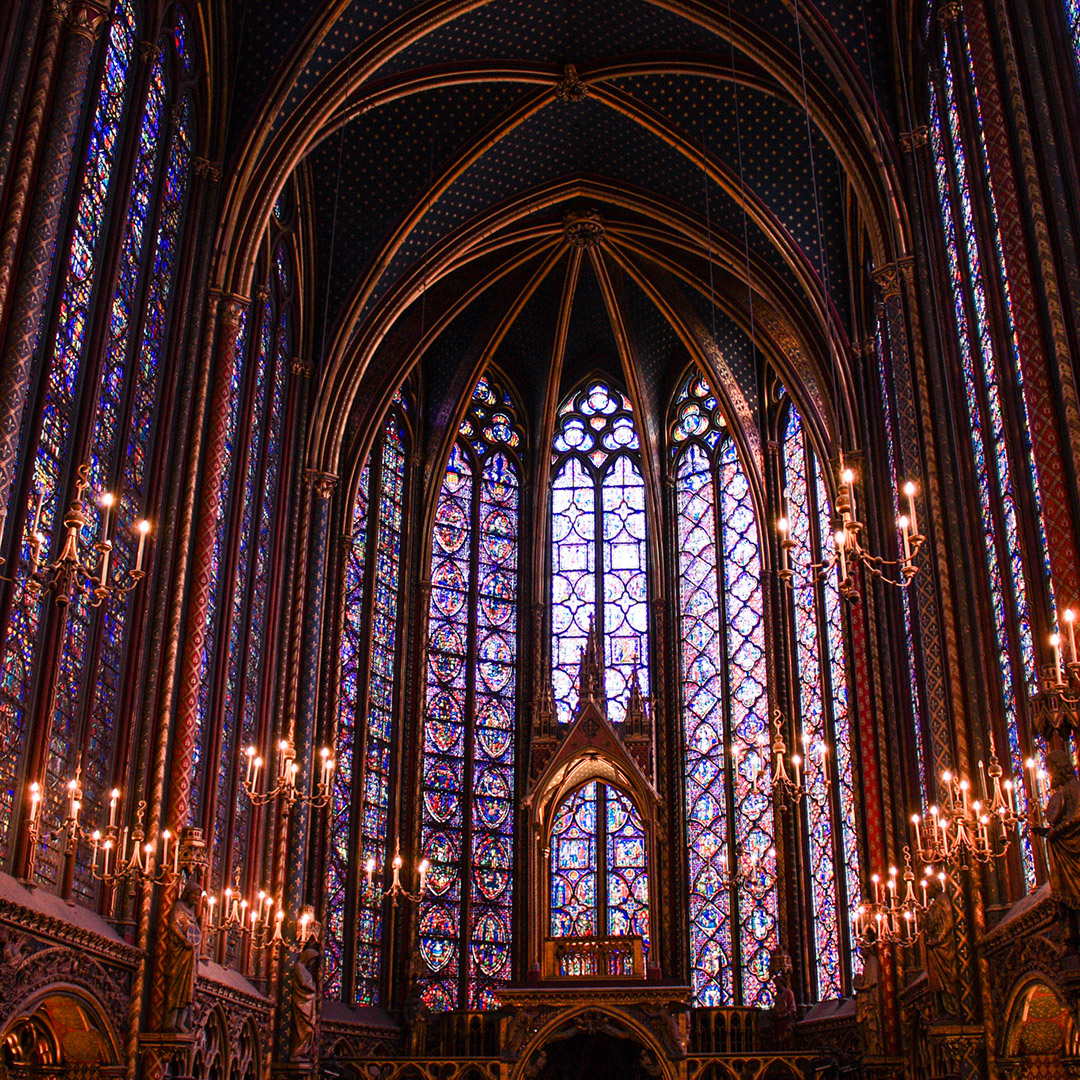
550;382;648;724
420;376;521;1011
0;0;137;862
550;783;598;938
932;54;1037;887
605;786;649;945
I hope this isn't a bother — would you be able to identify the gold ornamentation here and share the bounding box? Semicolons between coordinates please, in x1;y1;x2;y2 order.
555;63;588;103
563;208;604;248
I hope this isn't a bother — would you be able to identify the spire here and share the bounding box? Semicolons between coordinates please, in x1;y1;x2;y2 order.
625;665;650;741
577;616;606;707
533;667;558;744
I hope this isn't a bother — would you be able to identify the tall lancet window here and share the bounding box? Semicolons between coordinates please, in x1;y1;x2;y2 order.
419;374;522;1012
782;403;861;1000
671;373;776;1007
551;381;649;723
930;27;1051;889
326;392;409;1004
1067;1;1080;65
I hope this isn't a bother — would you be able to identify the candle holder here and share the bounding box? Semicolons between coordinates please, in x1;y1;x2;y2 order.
201;882;285;951
852;848;935;948
240;739;334;809
778;468;923;602
717;840;774;889
21;465;150;609
364;839;429;907
911;744;1022;868
769;711;823;810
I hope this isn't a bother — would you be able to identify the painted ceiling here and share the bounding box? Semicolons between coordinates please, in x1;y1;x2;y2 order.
219;0;911;471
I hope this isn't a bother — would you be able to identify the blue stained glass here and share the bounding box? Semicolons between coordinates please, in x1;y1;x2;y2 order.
550;382;649;724
673;372;775;1007
1068;1;1080;77
784;407;858;999
0;0;137;863
174;9;192;69
326;456;370;998
550;783;598;937
931;51;1038;888
420;375;521;1011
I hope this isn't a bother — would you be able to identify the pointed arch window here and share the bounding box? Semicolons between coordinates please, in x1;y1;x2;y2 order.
549;781;649;948
326;393;409;1005
930;26;1051;888
188;230;297;922
781;403;861;1001
671;372;777;1007
0;3;197;901
1066;1;1080;68
550;381;649;724
419;375;522;1012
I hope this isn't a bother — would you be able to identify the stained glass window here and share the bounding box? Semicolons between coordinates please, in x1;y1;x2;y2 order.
551;382;648;724
419;374;521;1012
672;373;776;1007
931;31;1049;888
325;399;408;1005
1067;1;1080;70
549;781;649;948
782;403;861;1000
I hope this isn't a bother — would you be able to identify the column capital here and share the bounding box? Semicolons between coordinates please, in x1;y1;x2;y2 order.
193;158;222;183
871;262;903;298
305;470;338;499
899;126;929;153
938;1;963;28
66;0;110;40
291;356;313;378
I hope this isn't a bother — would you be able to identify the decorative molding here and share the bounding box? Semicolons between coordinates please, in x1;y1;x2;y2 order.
555;63;589;104
563;208;604;249
305;470;338;499
290;356;312;378
66;0;110;39
899;126;929;153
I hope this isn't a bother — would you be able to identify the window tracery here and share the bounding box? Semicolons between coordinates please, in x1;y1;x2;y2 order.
326;392;408;1004
419;374;522;1011
672;372;776;1007
551;381;648;725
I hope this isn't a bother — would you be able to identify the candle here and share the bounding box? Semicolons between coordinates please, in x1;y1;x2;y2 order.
173;837;179;875
162;830;170;871
842;467;856;524
28;781;40;822
299;911;310;943
207;894;217;927
109;788;119;828
912;813;923;852
134;519;150;573
252;756;262;793
100;492;114;540
872;873;881;905
899;515;911;562
273;909;284;942
31;490;43;534
835;529;847;580
103;840;112;877
777;517;789;572
792;753;802;791
418;858;430;894
365;857;376;887
1052;632;1064;685
904;481;918;536
392;851;403;891
1067;609;1078;666
245;746;256;786
820;742;830;785
91;830;101;873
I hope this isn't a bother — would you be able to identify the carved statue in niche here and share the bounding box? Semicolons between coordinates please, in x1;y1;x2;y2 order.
289;938;320;1061
854;944;883;1056
1036;749;1080;909
164;882;202;1033
922;883;961;1019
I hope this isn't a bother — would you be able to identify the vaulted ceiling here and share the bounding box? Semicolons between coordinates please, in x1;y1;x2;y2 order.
210;0;916;483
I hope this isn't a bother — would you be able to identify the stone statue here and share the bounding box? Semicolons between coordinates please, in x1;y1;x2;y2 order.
164;882;202;1033
772;969;797;1044
854;945;882;1056
402;982;428;1057
1037;749;1080;909
923;883;961;1019
288;938;320;1061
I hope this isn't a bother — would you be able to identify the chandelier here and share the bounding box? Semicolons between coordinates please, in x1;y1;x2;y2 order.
16;464;151;607
241;739;334;808
365;839;430;907
779;469;924;601
853;850;940;947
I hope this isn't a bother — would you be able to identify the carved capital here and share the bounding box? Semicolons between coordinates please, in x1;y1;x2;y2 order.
194;158;222;183
47;0;72;25
899;126;929;153
253;283;270;303
290;356;313;378
871;262;903;298
217;294;247;333
938;1;963;28
555;63;589;103
139;41;162;65
305;470;338;499
66;0;110;39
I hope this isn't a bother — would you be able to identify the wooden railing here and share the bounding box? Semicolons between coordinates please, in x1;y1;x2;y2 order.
542;935;646;979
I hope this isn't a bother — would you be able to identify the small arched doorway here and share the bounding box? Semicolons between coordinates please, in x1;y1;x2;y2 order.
1;991;118;1075
528;1030;654;1080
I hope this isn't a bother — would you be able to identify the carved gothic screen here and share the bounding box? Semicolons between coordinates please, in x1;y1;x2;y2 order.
326;392;409;1004
549;781;649;946
781;403;861;1000
418;374;522;1012
0;1;197;900
671;372;777;1008
929;24;1052;889
550;381;649;724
